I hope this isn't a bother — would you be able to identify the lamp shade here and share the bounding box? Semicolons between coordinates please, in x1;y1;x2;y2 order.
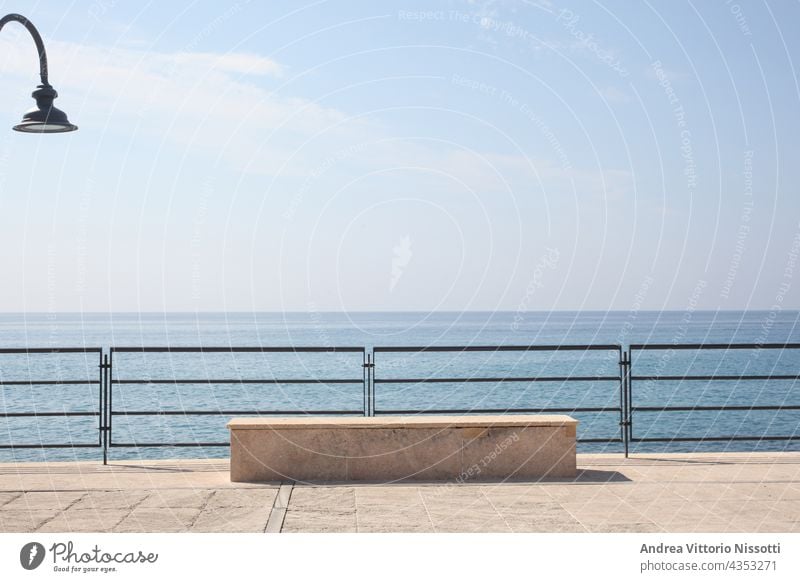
13;84;77;133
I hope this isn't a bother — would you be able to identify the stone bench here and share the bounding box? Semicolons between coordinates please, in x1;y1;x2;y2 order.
228;415;578;483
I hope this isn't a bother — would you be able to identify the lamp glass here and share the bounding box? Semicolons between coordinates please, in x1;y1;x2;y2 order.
13;121;78;133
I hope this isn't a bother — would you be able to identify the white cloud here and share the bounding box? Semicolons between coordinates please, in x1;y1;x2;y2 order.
169;52;284;76
601;85;632;104
0;37;633;198
0;39;342;174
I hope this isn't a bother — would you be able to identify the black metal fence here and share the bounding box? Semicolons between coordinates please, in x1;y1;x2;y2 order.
0;343;798;463
628;343;800;448
107;346;366;460
0;348;103;451
372;344;625;448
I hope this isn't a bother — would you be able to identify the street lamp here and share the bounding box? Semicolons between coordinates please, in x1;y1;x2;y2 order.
0;13;77;133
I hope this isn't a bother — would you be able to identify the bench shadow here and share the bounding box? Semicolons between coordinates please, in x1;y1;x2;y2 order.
627;455;798;466
572;468;631;482
468;469;631;484
289;469;631;487
104;463;227;473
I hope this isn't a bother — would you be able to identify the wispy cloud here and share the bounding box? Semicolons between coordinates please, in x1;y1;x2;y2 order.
168;51;284;76
601;86;632;104
0;37;634;199
0;39;342;173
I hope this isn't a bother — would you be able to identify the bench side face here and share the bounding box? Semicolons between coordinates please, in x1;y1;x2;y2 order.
230;421;577;483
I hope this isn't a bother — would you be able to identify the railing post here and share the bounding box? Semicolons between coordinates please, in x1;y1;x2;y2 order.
100;352;110;465
363;352;375;416
362;350;368;416
98;350;104;464
620;349;631;458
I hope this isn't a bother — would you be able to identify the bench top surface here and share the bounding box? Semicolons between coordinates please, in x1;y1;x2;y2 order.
227;415;577;430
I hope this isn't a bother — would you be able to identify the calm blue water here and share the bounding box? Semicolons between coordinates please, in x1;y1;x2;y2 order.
1;311;798;462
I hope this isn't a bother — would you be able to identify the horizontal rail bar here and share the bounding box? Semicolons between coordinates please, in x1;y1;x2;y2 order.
110;442;229;447
0;348;102;354
0;443;100;448
632;375;800;381
631;343;800;350
375;376;621;384
111;409;363;416
373;345;620;353
110;346;364;353
374;407;620;414
0;380;99;386
631;436;800;442
633;405;800;412
111;378;362;385
0;411;99;417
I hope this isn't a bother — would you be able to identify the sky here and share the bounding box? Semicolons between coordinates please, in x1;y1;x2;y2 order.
0;0;798;313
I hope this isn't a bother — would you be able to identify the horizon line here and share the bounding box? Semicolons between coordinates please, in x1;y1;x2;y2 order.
1;309;798;315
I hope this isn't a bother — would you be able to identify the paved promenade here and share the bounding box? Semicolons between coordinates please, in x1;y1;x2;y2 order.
1;453;798;533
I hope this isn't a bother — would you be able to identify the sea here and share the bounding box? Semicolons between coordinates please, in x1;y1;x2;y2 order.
0;310;798;462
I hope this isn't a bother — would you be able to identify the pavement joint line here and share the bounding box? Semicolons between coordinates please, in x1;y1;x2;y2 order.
479;488;512;533
34;491;89;532
354;488;360;533
416;488;436;533
0;491;23;507
553;500;589;532
187;490;217;530
0;486;281;493
7;478;796;492
265;482;293;534
112;488;158;531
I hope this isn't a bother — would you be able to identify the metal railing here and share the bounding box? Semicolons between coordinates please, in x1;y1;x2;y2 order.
106;346;367;459
0;343;798;463
0;348;103;451
628;343;800;447
372;344;625;448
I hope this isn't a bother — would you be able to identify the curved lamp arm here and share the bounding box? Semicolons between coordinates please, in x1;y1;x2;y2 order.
0;13;76;133
0;13;49;86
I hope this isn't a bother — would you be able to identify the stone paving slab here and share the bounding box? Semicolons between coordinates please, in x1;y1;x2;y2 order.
37;509;130;533
0;453;799;532
0;492;21;507
3;491;86;511
356;509;433;532
69;490;149;511
289;486;355;511
114;507;201;533
191;505;271;533
0;509;60;532
137;489;214;509
281;509;358;533
0;460;274;492
206;488;278;509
